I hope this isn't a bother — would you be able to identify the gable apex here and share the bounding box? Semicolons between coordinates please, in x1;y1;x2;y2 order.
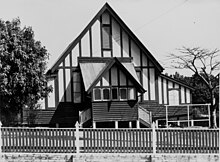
48;3;164;74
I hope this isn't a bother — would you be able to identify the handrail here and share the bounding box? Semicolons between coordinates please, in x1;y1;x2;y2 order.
138;105;152;126
79;108;91;125
166;103;211;107
138;105;150;114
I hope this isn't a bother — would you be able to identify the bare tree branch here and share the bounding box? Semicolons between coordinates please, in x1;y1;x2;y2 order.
168;47;220;128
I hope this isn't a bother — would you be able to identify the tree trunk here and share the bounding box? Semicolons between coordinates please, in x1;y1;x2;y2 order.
210;90;217;128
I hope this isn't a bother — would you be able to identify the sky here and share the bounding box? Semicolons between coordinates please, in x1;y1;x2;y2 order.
1;0;220;76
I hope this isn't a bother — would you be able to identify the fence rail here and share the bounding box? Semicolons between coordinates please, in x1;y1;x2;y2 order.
0;124;219;154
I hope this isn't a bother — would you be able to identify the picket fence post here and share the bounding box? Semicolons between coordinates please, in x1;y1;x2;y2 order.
152;122;156;154
75;121;80;156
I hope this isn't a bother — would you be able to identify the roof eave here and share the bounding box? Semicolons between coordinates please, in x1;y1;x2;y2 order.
160;74;194;90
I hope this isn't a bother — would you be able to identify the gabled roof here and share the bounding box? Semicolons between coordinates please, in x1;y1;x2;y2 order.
48;3;164;74
79;57;146;93
160;74;194;90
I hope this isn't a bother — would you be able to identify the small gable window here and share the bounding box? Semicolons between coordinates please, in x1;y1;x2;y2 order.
93;87;136;101
112;87;118;100
102;12;110;25
103;88;110;100
102;26;111;49
73;71;82;103
120;88;127;100
94;88;102;101
101;11;112;52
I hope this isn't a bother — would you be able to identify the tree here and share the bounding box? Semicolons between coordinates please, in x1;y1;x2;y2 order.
169;47;220;128
0;18;52;126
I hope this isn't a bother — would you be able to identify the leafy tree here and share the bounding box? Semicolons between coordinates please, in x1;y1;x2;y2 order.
0;18;52;126
169;47;219;128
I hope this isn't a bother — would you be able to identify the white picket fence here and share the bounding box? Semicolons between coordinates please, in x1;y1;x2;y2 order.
0;122;219;154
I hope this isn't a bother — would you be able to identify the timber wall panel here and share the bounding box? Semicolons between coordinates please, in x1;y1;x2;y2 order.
131;41;141;66
58;69;64;102
92;21;101;57
143;69;149;100
122;31;129;57
163;78;168;104
81;31;91;57
112;19;121;57
149;68;156;100
71;43;80;66
158;76;162;104
181;86;185;104
65;69;72;102
186;89;191;103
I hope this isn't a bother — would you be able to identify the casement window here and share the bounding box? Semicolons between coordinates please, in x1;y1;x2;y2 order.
101;12;112;52
93;87;136;101
112;87;118;100
120;88;127;100
93;88;102;101
73;71;81;103
102;26;111;49
103;88;110;100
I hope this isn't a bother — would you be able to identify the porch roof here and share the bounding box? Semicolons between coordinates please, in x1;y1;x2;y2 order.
79;57;146;93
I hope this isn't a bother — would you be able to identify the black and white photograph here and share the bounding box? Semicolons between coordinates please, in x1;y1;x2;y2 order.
0;0;219;161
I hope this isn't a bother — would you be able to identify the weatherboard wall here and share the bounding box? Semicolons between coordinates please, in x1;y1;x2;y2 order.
92;101;138;122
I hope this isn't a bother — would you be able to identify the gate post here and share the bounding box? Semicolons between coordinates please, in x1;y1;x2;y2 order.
152;122;156;154
75;121;80;156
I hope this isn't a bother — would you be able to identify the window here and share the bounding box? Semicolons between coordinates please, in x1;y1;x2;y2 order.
102;12;110;25
112;88;118;100
128;88;136;100
120;88;127;100
103;88;110;100
102;26;111;49
94;88;102;101
73;71;81;103
93;87;136;101
101;12;112;50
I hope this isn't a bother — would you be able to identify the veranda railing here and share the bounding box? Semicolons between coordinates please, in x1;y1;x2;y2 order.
0;122;219;154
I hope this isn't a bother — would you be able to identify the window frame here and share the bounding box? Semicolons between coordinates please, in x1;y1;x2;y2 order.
73;70;82;103
101;26;111;50
93;88;102;101
111;87;119;100
102;88;111;101
119;88;127;101
92;87;137;101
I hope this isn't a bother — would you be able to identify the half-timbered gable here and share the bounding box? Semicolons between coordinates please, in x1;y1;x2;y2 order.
23;3;193;128
158;74;192;106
